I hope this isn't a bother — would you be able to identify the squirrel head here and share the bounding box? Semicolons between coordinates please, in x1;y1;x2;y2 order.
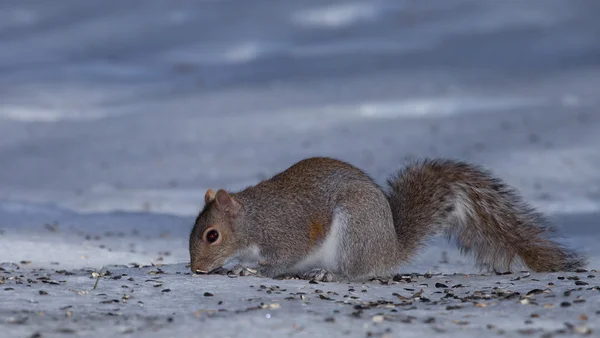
189;189;243;274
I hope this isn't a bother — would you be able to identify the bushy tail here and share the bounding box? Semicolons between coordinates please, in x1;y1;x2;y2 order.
385;159;586;272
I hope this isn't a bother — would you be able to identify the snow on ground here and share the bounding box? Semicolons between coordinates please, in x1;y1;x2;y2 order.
1;0;600;337
2;264;600;338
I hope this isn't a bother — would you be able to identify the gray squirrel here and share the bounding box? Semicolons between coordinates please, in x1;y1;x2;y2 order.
189;157;585;281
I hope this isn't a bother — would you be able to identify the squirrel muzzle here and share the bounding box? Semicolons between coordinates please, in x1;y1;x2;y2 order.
190;260;215;274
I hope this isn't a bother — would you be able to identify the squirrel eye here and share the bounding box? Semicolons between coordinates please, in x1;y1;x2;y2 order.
205;230;219;244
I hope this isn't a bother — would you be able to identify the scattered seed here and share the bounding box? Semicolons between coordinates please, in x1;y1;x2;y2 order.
372;315;384;323
560;302;571;307
574;326;592;335
56;328;76;334
204;292;214;297
517;328;540;335
194;309;216;317
446;305;462;310
56;270;75;276
0;263;20;270
8;316;28;324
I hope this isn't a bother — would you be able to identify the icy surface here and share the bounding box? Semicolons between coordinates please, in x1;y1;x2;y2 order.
1;0;600;336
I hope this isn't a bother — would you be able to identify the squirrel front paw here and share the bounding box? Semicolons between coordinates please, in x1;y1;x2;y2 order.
228;264;258;277
208;264;258;277
299;268;335;282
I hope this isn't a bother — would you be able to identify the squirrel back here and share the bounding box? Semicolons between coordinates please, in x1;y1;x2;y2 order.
189;157;586;281
189;157;402;279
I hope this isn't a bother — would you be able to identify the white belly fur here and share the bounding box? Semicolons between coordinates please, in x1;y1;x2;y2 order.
291;209;347;273
223;244;263;270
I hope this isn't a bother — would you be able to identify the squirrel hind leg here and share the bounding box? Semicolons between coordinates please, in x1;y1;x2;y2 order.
333;187;403;280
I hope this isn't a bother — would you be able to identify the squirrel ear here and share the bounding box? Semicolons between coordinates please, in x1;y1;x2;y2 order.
204;189;216;204
214;189;241;215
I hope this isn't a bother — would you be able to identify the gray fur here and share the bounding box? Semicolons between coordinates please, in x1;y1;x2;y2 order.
386;159;587;273
189;157;586;281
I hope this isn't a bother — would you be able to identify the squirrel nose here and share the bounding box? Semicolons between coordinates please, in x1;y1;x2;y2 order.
190;262;208;274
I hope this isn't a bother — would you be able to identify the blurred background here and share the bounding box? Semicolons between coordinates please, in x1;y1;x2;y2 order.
0;0;599;268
